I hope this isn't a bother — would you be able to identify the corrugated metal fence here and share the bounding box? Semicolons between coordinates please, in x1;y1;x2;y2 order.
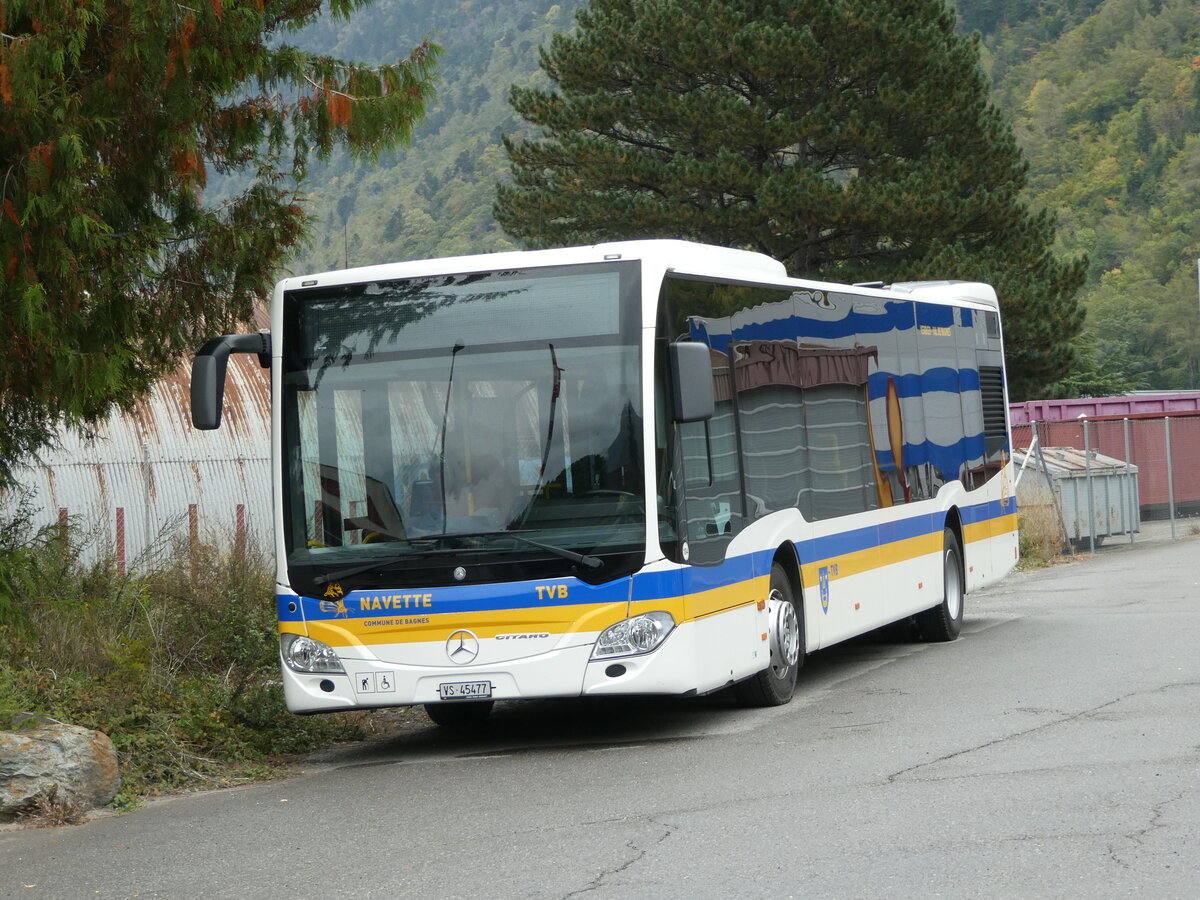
1;352;272;572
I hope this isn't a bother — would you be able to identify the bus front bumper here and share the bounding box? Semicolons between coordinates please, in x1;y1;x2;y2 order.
280;627;710;714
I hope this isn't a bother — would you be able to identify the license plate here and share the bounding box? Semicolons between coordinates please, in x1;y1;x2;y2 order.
438;680;493;701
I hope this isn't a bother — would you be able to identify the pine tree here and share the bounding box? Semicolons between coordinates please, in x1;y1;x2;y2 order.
0;0;439;482
496;0;1084;398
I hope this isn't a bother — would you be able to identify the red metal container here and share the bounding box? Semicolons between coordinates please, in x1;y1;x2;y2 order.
1010;392;1200;425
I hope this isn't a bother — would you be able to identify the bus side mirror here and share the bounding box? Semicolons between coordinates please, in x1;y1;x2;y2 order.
191;333;271;430
669;342;714;423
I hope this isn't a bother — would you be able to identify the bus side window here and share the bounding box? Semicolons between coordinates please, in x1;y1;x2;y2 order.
676;364;742;565
655;343;742;565
656;280;746;565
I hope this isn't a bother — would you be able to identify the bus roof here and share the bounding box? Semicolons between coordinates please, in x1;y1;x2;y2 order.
887;280;999;309
278;240;996;310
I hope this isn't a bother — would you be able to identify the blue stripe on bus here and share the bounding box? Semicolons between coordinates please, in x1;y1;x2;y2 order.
867;367;981;397
283;577;631;622
647;499;1003;600
691;301;920;352
917;304;956;328
873;433;988;472
692;299;986;353
960;498;1012;525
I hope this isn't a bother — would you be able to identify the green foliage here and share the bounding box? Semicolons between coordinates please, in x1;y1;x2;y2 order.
1042;329;1149;397
0;489;38;630
0;527;370;801
259;1;1197;398
495;0;1084;398
0;491;106;636
0;0;440;484
283;0;586;273
977;0;1200;392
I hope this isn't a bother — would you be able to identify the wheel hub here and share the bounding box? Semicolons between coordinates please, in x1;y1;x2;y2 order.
945;549;963;620
767;587;800;674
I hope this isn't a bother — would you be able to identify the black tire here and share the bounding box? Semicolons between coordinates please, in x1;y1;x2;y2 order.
424;700;495;729
916;528;965;642
734;561;803;707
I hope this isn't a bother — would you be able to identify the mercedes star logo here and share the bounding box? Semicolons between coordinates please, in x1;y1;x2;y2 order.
446;629;480;665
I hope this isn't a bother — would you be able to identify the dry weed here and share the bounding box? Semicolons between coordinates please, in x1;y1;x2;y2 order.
1018;501;1065;567
16;785;88;828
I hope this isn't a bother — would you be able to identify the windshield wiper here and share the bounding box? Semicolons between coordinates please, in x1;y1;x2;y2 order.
423;530;603;570
517;343;563;529
490;532;603;570
311;542;454;586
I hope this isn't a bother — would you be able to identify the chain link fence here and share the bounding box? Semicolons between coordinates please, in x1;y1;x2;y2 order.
1011;413;1200;554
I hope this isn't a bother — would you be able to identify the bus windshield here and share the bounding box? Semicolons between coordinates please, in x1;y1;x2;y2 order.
280;262;644;592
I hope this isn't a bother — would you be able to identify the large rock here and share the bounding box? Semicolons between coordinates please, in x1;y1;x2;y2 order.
0;720;121;820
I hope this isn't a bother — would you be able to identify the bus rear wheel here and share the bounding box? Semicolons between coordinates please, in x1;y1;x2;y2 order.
734;562;802;707
916;528;964;642
424;700;495;729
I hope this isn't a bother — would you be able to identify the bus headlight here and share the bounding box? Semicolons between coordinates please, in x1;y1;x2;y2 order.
280;634;345;674
592;612;676;659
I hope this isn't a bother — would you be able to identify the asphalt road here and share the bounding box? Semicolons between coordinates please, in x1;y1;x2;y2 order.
4;534;1199;899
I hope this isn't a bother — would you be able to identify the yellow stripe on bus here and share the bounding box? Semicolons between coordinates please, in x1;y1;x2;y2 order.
964;513;1018;543
629;575;769;623
799;531;942;590
295;600;628;648
796;515;1018;591
285;576;771;647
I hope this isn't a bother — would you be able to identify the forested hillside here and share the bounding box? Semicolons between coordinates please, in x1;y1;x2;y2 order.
290;0;1200;395
288;0;584;272
963;0;1200;392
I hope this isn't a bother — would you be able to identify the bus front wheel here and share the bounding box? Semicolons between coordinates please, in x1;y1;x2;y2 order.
734;562;802;707
916;528;964;642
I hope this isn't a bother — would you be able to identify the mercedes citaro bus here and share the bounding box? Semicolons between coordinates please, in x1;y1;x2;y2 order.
192;240;1017;726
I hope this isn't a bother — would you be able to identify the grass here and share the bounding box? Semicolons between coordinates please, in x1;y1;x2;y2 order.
0;502;384;813
1017;500;1067;570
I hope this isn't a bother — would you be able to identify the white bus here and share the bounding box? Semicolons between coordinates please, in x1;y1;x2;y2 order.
192;240;1018;725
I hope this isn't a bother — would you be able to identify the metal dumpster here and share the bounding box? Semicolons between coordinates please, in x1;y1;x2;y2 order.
1012;446;1140;548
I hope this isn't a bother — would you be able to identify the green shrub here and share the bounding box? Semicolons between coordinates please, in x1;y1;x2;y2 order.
0;521;370;803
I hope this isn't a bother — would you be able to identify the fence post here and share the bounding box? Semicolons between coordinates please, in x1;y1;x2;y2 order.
1123;418;1134;546
235;503;246;558
188;503;200;579
142;441;152;565
116;507;126;577
1165;417;1176;539
1084;419;1095;553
